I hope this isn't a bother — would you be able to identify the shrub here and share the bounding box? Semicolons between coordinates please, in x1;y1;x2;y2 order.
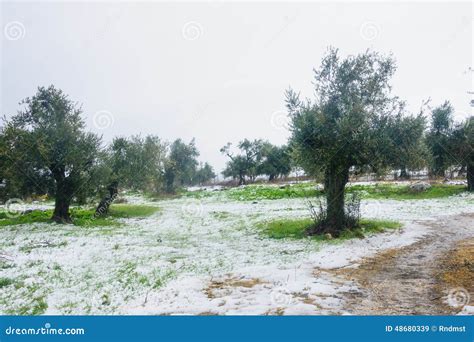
306;193;361;237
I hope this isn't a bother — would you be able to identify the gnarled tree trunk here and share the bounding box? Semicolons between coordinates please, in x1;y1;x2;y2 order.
163;167;175;193
51;169;73;223
238;173;245;185
399;167;410;180
52;194;72;223
95;181;118;216
323;166;349;235
467;163;474;192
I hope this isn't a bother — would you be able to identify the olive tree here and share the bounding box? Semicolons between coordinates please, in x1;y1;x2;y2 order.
95;135;166;215
4;86;101;223
0;124;55;202
220;139;264;184
164;139;199;193
387;112;428;179
257;143;292;181
451;117;474;191
194;162;216;185
426;101;455;178
288;48;412;235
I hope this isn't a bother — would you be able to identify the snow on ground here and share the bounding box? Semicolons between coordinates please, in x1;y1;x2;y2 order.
0;191;473;315
459;306;474;315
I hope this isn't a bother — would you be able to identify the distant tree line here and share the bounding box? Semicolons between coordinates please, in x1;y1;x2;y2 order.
220;139;291;185
220;100;473;189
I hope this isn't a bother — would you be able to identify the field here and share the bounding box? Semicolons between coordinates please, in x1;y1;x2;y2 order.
1;181;473;315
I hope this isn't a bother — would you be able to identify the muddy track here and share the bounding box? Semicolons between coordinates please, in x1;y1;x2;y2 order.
335;213;474;315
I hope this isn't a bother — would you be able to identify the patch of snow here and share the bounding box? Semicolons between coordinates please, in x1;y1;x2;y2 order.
458;305;474;315
186;185;225;192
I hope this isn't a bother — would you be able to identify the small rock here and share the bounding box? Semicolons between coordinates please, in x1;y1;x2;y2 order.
409;182;431;192
324;233;333;240
101;294;111;306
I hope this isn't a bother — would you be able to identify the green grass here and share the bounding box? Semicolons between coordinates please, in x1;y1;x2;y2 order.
145;188;202;201
222;182;467;201
0;204;160;227
0;277;14;288
259;217;402;241
134;182;468;202
107;204;160;218
181;189;220;199
346;184;466;200
227;183;321;201
0;210;52;226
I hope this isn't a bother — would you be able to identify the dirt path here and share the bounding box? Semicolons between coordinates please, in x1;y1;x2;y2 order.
333;213;474;314
198;213;473;316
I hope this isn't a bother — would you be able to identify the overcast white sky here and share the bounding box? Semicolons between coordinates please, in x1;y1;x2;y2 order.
1;1;473;172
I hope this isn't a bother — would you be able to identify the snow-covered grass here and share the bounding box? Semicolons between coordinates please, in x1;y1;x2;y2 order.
0;189;473;315
186;181;468;201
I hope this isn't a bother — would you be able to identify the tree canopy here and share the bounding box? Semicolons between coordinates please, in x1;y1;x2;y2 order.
221;139;291;184
164;138;200;193
1;86;101;222
287;48;423;235
426;101;455;177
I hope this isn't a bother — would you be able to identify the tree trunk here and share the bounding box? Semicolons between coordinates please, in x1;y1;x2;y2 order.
51;177;72;223
164;168;175;193
467;163;474;192
95;181;118;216
324;167;349;235
52;197;71;223
431;165;445;179
399;167;409;179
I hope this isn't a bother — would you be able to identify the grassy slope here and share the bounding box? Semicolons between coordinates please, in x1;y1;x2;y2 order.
348;184;466;200
191;183;467;201
0;204;160;227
